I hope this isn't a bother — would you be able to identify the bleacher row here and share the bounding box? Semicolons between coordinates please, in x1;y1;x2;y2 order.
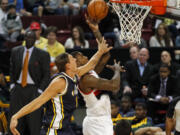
5;15;155;49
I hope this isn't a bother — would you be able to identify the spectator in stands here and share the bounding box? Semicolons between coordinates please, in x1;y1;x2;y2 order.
131;103;153;133
129;46;139;60
8;0;32;16
114;120;168;135
111;96;135;126
111;99;121;126
149;23;174;47
23;21;48;49
44;26;65;62
1;4;22;42
58;0;82;15
33;0;61;17
148;63;178;121
119;95;135;117
0;0;8;44
152;51;180;76
65;26;89;49
122;48;152;100
114;120;132;135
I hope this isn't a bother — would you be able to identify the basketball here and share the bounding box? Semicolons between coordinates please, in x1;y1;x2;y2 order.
87;0;109;21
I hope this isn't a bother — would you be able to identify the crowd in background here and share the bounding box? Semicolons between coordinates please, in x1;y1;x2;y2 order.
0;0;180;135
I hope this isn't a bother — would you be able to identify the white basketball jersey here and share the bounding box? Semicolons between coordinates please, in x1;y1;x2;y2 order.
79;70;111;117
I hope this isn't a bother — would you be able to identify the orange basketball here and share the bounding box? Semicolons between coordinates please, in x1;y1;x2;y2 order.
87;0;109;21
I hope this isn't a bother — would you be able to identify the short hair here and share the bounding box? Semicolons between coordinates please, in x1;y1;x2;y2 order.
159;63;171;71
114;120;132;135
55;53;69;72
111;99;120;107
135;103;147;110
121;95;132;102
46;26;58;35
71;51;81;58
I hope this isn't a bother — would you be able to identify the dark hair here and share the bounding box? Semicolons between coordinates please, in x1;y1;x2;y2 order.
135;103;147;110
114;120;132;135
111;99;120;107
46;26;58;35
72;26;85;47
71;51;81;58
160;63;171;71
55;53;69;72
7;3;16;10
121;95;132;102
156;23;171;47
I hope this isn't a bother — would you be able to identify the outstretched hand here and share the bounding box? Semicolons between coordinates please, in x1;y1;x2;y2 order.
10;116;20;135
97;37;112;54
85;14;99;32
106;60;126;72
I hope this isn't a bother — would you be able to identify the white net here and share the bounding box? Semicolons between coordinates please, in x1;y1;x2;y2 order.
110;2;151;44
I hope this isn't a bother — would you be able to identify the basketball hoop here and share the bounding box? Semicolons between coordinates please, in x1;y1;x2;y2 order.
109;0;167;44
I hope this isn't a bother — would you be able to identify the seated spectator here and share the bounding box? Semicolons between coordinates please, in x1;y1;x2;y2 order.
114;120;170;135
114;120;132;135
131;103;153;133
58;0;82;15
111;96;135;126
148;63;179;122
1;4;22;42
65;26;89;49
152;51;180;76
122;48;152;100
149;23;174;47
44;26;65;61
8;0;32;16
33;0;61;17
23;21;47;49
119;96;135;117
117;39;147;48
0;0;8;47
129;46;139;60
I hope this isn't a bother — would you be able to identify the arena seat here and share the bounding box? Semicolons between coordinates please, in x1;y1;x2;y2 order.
21;16;40;29
42;15;70;30
69;15;91;33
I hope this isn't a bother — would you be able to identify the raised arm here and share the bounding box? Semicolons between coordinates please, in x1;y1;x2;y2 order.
80;60;121;92
77;38;112;77
10;78;66;135
86;14;102;42
86;15;111;74
94;52;110;74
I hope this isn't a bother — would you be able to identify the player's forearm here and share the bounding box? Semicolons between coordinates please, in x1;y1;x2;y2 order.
88;50;104;70
94;52;110;74
93;30;103;42
166;118;174;135
12;96;45;120
111;70;120;91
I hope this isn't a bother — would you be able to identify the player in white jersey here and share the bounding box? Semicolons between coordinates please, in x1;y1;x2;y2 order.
71;51;121;135
71;16;125;135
